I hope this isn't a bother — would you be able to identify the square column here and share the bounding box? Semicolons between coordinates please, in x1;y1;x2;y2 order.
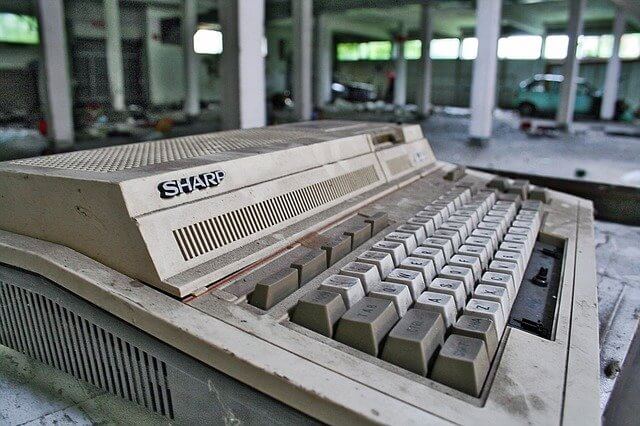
37;0;74;149
104;0;125;112
556;0;586;127
314;14;332;109
183;0;201;118
219;0;266;129
600;8;626;120
393;25;407;106
418;4;434;115
293;0;313;120
469;0;502;141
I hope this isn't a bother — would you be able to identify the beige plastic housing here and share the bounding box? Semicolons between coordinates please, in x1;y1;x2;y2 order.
0;121;434;297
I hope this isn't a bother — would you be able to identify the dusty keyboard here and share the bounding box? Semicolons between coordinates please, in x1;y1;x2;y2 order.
272;185;544;397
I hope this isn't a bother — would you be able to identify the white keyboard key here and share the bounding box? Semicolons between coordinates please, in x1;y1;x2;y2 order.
415;291;457;328
412;246;446;272
440;221;468;241
448;214;474;235
449;254;483;282
319;275;365;309
477;221;505;241
340;262;381;292
429;278;466;311
369;282;413;317
434;229;462;250
439;265;475;295
482;215;508;235
494;250;525;277
385;268;426;301
458;244;490;269
424;237;454;261
397;224;427;244
499;241;527;258
488;260;521;289
370;240;407;266
504;233;531;254
465;236;495;257
507;226;534;244
385;231;418;254
472;229;499;251
454;209;480;227
474;284;510;318
465;299;506;336
418;208;445;226
480;271;516;300
407;216;436;237
401;257;437;284
486;209;508;220
431;200;455;216
357;250;395;279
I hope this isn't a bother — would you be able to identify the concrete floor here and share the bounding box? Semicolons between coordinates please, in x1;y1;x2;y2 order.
1;111;639;424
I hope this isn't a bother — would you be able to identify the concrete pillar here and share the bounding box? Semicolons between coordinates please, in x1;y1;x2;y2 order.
315;14;332;108
600;8;626;120
556;0;586;127
292;0;313;120
393;25;407;106
469;0;502;141
219;0;266;129
183;0;200;118
104;0;125;112
36;0;74;149
418;4;433;115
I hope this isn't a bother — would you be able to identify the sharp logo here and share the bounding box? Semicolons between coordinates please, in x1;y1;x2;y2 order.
158;170;225;199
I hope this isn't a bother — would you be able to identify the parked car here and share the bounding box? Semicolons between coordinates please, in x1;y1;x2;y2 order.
516;74;627;120
331;81;378;103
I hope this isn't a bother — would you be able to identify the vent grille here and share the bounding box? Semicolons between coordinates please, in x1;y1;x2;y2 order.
0;279;174;419
173;165;379;261
12;128;325;173
386;155;412;176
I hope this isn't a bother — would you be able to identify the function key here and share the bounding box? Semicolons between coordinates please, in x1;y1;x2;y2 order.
250;268;299;310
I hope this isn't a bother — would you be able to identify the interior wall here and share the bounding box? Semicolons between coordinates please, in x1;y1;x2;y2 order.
335;58;640;109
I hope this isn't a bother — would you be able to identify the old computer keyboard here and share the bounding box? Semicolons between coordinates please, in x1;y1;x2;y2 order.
0;121;599;424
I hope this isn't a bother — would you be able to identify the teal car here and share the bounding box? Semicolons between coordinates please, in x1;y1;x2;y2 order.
516;74;595;117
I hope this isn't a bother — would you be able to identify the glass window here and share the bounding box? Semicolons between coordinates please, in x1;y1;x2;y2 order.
598;35;613;58
544;35;569;59
460;37;478;60
194;29;223;54
404;40;421;60
498;35;542;59
0;13;39;44
620;33;640;59
577;35;600;58
430;38;460;59
367;41;392;60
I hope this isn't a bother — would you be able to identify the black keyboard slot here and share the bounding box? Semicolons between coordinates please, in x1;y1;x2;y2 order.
507;238;565;340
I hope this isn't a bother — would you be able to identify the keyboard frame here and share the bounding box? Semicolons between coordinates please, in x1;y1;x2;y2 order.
0;163;600;425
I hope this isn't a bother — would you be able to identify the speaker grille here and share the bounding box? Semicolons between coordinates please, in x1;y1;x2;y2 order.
173;165;380;261
12;128;325;173
0;279;174;419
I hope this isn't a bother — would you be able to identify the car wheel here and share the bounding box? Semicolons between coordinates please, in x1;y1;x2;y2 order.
518;102;536;117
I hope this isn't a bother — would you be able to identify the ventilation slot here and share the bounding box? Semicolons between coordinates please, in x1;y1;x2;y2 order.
386;155;412;176
0;280;174;419
173;165;380;261
11;128;326;172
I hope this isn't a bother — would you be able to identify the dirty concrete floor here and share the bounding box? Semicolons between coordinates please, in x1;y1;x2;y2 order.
422;110;640;188
2;111;640;424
